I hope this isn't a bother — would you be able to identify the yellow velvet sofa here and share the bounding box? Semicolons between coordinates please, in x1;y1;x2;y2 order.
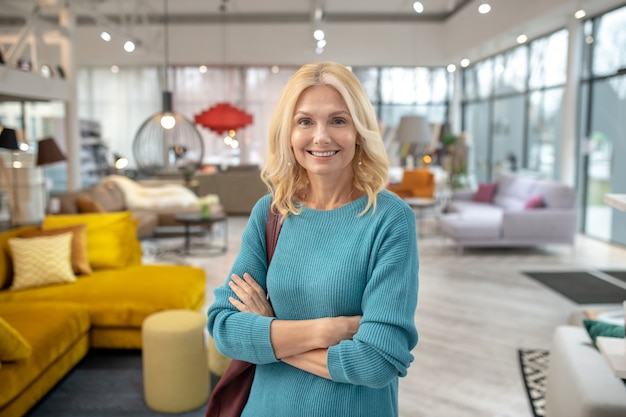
0;211;206;417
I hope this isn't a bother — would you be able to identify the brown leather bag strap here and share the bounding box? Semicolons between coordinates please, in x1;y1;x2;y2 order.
265;200;282;264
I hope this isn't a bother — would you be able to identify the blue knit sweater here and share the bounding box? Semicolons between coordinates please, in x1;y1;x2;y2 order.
207;190;419;417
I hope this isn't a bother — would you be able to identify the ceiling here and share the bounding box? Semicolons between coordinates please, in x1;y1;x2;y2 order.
2;0;474;25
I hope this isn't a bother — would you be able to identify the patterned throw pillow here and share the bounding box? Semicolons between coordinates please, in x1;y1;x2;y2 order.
0;316;32;361
20;224;92;275
8;232;76;291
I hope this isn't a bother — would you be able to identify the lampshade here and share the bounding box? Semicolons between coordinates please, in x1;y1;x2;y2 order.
0;128;19;150
194;102;254;134
395;115;431;146
36;137;66;166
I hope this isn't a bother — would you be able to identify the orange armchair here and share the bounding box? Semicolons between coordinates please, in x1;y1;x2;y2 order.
387;169;435;199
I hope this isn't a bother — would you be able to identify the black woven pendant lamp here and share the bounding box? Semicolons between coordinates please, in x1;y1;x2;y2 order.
132;0;204;176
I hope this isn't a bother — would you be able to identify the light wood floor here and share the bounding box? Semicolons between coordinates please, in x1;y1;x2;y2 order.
160;216;626;417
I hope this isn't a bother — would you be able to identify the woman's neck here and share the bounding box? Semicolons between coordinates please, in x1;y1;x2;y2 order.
298;178;359;210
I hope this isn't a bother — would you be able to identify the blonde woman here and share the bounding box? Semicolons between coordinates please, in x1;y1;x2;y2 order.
207;61;418;417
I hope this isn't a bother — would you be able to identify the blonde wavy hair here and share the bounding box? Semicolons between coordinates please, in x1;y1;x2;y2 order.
261;62;389;219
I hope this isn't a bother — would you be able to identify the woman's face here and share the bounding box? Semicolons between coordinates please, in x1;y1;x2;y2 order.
290;85;359;181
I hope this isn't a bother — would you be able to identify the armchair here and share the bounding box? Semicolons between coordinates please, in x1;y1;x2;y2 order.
387;169;435;199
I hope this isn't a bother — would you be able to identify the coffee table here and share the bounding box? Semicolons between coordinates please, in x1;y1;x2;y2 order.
174;213;228;256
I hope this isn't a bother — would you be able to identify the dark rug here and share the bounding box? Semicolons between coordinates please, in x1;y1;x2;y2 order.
518;348;549;417
523;271;626;304
25;349;208;417
602;270;626;284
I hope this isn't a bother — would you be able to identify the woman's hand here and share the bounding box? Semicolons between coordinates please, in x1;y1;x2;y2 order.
318;315;361;347
228;273;275;317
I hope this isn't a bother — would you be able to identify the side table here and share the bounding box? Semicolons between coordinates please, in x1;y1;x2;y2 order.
404;197;436;237
174;213;228;256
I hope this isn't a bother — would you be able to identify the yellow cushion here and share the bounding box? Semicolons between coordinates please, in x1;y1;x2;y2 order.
0;316;32;361
8;232;76;291
19;224;92;275
42;212;141;270
0;226;39;290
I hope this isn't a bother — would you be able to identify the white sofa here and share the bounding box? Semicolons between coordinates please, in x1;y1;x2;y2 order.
438;173;577;253
546;325;626;417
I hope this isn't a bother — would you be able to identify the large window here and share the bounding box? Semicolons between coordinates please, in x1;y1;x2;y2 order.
461;29;568;182
580;4;626;246
75;64;450;171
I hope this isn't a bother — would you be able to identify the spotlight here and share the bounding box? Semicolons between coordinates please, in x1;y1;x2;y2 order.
478;3;491;14
413;2;424;14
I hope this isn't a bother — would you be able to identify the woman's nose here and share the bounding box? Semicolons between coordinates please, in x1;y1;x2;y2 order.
313;127;330;144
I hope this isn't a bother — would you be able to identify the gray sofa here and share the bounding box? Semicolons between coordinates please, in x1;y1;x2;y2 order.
546;324;626;417
438;173;577;252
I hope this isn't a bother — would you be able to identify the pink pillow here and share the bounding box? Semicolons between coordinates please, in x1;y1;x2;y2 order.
474;182;498;203
524;194;545;209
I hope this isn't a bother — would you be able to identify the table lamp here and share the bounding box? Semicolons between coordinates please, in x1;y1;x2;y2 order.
395;115;432;168
36;137;66;215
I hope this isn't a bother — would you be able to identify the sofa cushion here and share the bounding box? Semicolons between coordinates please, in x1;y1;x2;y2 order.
0;226;39;290
76;194;106;213
0;316;32;361
474;182;498;203
8;233;76;291
88;182;127;212
536;181;576;209
524;194;545;209
0;265;205;330
0;302;90;410
439;213;502;240
42;212;141;270
19;224;92;275
583;319;625;346
493;173;538;211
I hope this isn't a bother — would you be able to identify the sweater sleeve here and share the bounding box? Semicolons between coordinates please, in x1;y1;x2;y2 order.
206;195;280;364
327;203;419;388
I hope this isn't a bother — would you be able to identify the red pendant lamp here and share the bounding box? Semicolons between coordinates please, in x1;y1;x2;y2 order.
194;103;253;135
193;0;253;136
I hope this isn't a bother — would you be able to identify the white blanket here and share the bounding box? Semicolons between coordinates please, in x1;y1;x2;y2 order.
103;175;198;210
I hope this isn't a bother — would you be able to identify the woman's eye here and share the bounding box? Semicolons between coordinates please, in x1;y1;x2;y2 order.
332;118;346;125
298;119;312;126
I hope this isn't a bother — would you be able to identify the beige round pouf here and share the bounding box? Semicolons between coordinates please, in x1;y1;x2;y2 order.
142;309;209;413
207;336;232;377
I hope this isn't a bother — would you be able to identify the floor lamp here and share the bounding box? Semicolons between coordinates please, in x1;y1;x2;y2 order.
36;137;66;215
0;128;20;225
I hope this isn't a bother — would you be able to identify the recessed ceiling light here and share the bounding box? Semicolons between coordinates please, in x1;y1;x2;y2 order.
271;66;280;74
460;59;470;68
313;29;325;41
413;2;424;14
478;3;491;14
199;65;207;73
110;65;119;73
100;31;111;42
574;9;587;19
517;34;528;44
123;40;136;52
446;64;457;73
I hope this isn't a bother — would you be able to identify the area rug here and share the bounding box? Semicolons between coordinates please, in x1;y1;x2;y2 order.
25;349;208;417
518;348;549;417
602;270;626;284
522;271;626;304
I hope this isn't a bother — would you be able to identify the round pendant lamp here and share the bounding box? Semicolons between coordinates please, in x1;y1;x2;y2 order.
132;0;204;176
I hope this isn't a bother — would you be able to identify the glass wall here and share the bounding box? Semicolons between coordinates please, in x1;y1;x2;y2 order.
579;4;626;245
461;29;568;183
